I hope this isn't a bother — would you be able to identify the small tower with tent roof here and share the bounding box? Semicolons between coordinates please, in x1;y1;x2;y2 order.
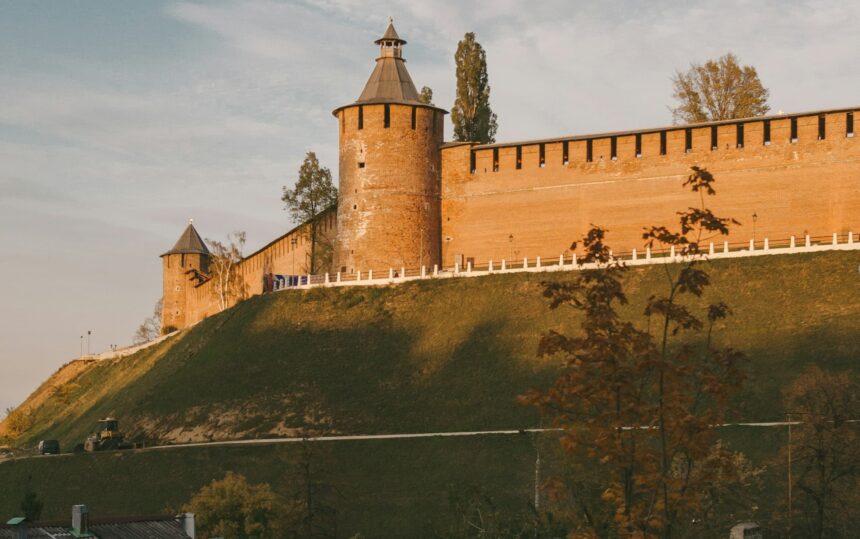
160;220;210;332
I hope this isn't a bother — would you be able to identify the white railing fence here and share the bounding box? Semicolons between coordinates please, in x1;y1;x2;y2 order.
277;232;859;292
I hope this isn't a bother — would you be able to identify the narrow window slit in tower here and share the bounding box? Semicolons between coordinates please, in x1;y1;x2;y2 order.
710;125;718;150
763;120;771;145
384;104;390;128
635;134;642;158
358;162;365;168
790;117;798;143
358;106;364;130
493;147;499;172
411;106;416;130
539;143;545;167
848;112;855;137
610;137;617;160
818;114;826;140
586;139;593;162
516;146;522;169
685;128;692;153
737;123;745;148
470;151;476;174
660;131;667;155
562;140;569;164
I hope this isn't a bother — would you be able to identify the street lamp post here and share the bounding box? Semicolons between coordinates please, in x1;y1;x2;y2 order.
80;335;83;357
291;237;298;276
508;234;514;263
87;330;92;355
752;212;758;243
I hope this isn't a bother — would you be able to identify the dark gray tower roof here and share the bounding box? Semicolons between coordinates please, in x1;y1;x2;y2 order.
332;19;447;116
356;20;420;104
375;21;406;45
161;222;209;257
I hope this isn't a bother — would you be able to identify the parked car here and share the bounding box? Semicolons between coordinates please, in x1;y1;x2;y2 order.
38;439;60;455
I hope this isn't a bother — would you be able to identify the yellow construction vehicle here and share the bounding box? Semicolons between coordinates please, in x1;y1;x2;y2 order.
83;418;134;452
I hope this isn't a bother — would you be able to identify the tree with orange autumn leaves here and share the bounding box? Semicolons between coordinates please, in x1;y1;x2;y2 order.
521;167;751;538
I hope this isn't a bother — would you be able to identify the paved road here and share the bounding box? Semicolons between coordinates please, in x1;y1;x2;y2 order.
6;420;855;462
143;419;839;452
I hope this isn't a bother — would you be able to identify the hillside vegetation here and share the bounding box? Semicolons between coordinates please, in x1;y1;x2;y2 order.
3;250;859;451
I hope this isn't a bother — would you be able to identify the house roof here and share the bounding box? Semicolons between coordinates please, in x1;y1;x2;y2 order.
0;516;190;539
161;222;210;257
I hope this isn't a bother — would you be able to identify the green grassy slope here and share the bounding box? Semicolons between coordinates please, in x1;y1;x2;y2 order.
5;250;860;452
0;427;792;537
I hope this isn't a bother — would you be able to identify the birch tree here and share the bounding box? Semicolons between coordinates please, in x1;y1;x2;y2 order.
207;231;246;311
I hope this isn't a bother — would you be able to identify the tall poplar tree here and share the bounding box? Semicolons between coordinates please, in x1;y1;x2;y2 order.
451;32;498;143
282;151;338;274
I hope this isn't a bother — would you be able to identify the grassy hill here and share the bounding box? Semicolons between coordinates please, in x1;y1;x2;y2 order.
1;250;859;534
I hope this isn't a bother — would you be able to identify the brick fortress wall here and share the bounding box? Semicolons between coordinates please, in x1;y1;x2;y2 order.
440;109;860;267
180;210;337;327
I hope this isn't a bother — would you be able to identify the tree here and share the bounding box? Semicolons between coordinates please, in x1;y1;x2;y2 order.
20;487;44;522
1;406;33;438
442;485;567;538
185;472;284;539
671;53;769;124
778;366;860;538
133;298;162;344
207;231;247;312
451;32;498;144
418;86;434;105
282;151;338;275
290;442;339;538
521;167;747;538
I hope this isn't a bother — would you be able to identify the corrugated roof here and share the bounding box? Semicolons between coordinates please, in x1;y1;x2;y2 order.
0;518;189;539
161;222;210;257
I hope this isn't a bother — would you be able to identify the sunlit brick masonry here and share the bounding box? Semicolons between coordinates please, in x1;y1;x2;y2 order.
160;21;860;330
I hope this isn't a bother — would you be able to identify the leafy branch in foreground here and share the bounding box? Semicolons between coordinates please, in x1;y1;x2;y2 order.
522;167;750;538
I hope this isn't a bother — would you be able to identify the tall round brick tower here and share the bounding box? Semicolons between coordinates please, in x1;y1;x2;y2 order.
332;20;446;274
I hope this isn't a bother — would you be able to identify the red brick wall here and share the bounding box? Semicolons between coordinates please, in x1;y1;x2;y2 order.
441;110;860;266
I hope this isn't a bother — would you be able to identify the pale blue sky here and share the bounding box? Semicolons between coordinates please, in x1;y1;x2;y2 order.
1;0;858;412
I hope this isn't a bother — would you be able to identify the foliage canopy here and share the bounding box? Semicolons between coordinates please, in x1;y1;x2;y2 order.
671;53;769;124
282;151;337;274
451;32;498;144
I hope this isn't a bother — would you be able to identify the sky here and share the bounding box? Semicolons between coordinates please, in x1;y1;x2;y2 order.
1;0;858;413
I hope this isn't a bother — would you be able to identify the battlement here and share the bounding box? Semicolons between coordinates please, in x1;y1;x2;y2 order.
459;107;857;174
440;106;860;270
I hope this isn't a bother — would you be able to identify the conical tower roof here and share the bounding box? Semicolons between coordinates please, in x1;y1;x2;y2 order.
357;20;418;104
333;19;447;115
375;21;405;45
161;222;209;257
